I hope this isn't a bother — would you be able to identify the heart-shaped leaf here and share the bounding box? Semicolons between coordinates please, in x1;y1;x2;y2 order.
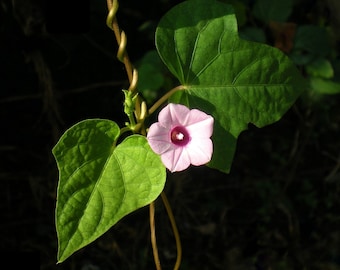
53;119;166;262
155;0;305;173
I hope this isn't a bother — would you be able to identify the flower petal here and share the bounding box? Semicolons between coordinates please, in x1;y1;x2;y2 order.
158;103;190;127
147;103;214;172
186;113;214;138
147;122;172;154
161;146;191;172
186;108;213;125
186;137;213;166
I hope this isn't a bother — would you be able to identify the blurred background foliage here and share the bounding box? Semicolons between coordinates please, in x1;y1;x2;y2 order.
0;0;339;269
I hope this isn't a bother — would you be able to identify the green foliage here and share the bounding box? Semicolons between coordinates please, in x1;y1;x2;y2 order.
252;0;293;23
310;77;340;95
306;58;334;79
302;51;340;96
289;25;340;98
155;0;305;173
136;50;169;105
290;25;331;66
239;26;267;43
53;119;166;262
52;0;311;265
2;0;339;268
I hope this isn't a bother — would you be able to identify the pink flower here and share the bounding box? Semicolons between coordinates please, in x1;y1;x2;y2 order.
147;103;214;172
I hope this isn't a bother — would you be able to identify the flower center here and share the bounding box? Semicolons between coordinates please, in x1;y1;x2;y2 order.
170;126;190;146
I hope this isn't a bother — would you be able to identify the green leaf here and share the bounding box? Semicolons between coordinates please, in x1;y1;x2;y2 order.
306;58;334;79
138;64;165;102
53;119;166;262
310;77;340;95
253;0;293;23
136;50;176;105
290;25;331;65
219;0;248;27
239;26;267;43
156;0;305;173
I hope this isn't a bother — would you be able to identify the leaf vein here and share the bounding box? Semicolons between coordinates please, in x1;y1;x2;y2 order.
186;20;210;82
231;56;267;85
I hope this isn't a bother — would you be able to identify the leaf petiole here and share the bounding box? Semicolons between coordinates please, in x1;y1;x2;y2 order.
148;85;186;115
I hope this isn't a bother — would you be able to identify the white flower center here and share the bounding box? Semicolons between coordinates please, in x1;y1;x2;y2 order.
175;132;184;140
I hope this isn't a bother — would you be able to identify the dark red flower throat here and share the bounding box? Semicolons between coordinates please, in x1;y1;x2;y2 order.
170;126;190;146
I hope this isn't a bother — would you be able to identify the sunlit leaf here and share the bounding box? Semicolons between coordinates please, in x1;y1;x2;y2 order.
156;0;305;173
53;119;166;262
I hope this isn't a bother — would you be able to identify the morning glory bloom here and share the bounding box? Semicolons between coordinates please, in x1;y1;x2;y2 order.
147;103;214;172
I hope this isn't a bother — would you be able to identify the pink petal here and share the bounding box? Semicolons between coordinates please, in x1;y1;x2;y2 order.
147;103;214;172
186;113;214;138
147;122;172;154
186;137;213;166
158;103;190;127
161;146;191;172
185;108;213;125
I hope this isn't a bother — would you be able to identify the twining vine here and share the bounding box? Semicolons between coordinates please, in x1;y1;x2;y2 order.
105;1;182;269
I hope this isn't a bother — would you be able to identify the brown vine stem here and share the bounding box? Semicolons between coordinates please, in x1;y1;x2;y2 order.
150;201;162;270
106;0;140;119
149;191;182;270
106;0;134;84
161;191;182;270
106;2;182;269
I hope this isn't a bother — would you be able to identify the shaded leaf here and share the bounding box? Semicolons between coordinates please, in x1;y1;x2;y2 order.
253;0;293;23
219;0;248;27
240;26;267;43
290;25;331;65
306;58;334;79
310;77;340;95
138;64;164;103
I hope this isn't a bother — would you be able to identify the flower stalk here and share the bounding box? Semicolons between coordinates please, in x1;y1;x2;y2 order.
148;85;186;115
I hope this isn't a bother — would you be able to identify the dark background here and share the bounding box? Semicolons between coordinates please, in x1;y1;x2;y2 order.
1;0;339;269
